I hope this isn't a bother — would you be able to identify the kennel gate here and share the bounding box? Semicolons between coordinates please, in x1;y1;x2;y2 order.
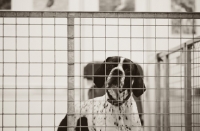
0;12;200;131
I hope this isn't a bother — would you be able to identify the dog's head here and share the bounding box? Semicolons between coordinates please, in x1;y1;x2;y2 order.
93;56;146;98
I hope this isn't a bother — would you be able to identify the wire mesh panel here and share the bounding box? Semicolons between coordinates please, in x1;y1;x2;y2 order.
0;12;200;131
0;13;70;131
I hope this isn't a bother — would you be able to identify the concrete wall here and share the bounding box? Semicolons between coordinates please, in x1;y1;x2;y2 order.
12;0;33;11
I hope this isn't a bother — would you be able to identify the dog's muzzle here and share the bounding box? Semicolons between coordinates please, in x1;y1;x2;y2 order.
106;68;125;89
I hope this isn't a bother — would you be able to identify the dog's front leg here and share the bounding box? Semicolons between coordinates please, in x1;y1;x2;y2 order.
75;116;89;131
57;114;68;131
133;95;144;126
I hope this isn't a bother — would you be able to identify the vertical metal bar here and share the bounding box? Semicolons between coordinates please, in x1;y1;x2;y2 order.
191;43;194;131
163;55;170;131
142;15;144;131
92;13;94;130
54;16;56;131
167;17;170;131
79;16;81;106
155;54;161;131
15;17;17;131
192;41;195;131
104;16;107;131
180;15;183;131
79;15;82;128
184;43;192;131
41;16;43;131
28;15;30;131
117;13;119;109
79;15;82;127
67;14;75;131
191;17;194;131
2;16;4;131
198;44;199;131
154;14;160;130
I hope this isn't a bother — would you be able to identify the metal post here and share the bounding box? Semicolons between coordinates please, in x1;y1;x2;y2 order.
155;54;161;131
67;13;75;131
163;55;170;131
184;44;192;131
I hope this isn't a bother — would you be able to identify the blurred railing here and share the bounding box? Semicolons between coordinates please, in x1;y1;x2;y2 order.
157;37;200;131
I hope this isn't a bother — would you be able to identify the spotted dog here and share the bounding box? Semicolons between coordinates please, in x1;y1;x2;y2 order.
57;56;146;131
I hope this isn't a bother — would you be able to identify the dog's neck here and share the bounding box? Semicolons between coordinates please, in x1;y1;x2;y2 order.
106;89;132;106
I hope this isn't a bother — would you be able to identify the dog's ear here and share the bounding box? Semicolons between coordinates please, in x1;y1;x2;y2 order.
93;57;111;88
132;63;146;97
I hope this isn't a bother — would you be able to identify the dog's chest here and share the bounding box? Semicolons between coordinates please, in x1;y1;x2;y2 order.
75;95;142;131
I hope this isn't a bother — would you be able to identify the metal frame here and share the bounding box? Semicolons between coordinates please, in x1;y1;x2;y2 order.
0;11;200;19
67;16;75;130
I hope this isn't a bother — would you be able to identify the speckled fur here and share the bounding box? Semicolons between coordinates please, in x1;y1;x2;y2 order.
74;93;142;131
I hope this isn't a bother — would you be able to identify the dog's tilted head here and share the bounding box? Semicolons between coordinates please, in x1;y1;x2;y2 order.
94;56;146;101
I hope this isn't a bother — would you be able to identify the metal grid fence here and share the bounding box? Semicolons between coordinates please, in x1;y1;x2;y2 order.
0;12;200;131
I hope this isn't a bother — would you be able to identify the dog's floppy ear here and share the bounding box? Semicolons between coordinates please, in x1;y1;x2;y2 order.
93;57;112;88
132;63;146;97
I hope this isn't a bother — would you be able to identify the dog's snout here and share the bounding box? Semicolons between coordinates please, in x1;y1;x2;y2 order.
109;69;124;87
112;69;123;76
106;67;125;89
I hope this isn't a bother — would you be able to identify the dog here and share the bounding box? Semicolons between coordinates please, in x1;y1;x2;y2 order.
57;56;146;131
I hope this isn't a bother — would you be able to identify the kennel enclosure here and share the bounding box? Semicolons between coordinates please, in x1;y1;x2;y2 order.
0;12;200;131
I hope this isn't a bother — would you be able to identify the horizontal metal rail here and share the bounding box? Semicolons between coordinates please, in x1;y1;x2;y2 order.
157;36;200;59
0;125;199;128
0;11;199;19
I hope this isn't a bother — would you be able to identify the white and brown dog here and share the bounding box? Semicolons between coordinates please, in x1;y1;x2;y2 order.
58;56;146;131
